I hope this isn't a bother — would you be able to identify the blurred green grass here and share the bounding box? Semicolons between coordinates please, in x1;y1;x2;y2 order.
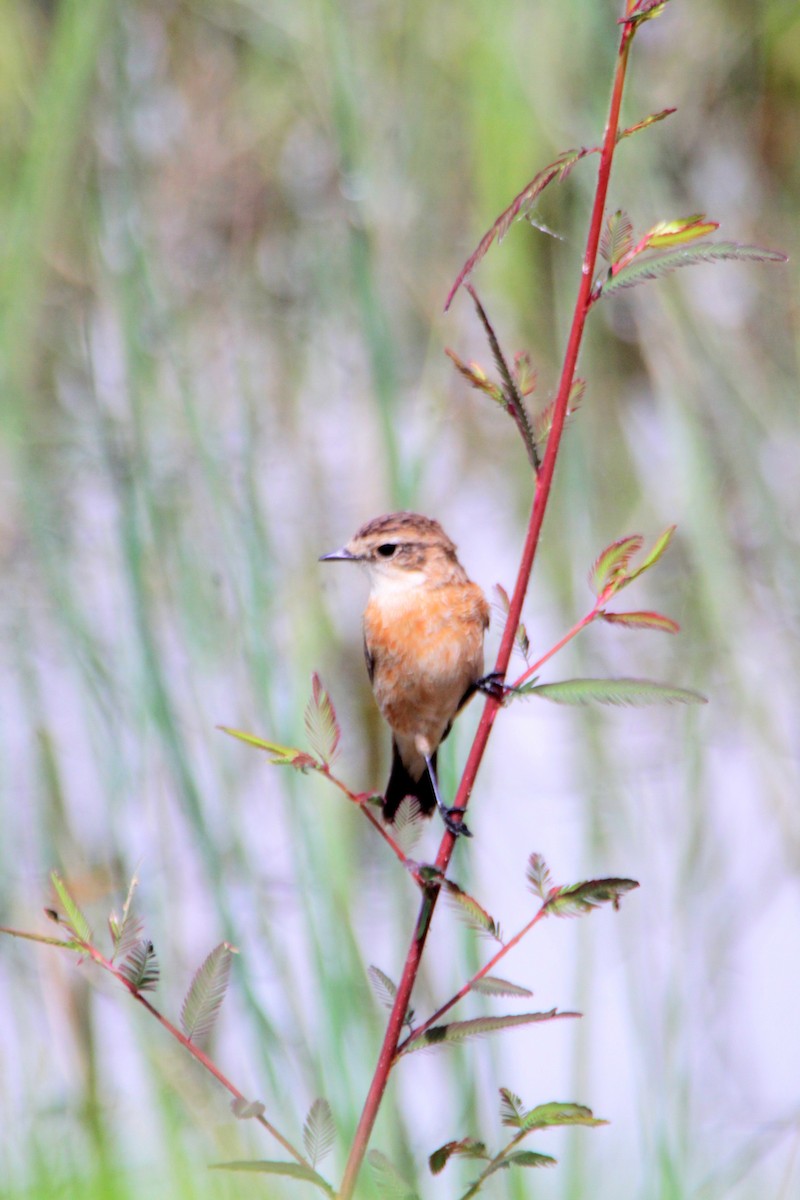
1;1;799;1197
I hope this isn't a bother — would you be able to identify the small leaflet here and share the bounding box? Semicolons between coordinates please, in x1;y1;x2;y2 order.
303;1098;335;1168
180;942;236;1043
119;939;160;993
304;673;341;766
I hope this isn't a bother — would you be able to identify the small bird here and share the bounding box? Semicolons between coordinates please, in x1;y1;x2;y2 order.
321;512;491;833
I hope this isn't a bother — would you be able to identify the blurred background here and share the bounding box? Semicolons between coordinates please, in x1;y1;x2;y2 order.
1;0;799;1197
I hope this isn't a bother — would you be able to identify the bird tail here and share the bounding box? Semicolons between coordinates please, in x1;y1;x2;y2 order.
382;742;438;822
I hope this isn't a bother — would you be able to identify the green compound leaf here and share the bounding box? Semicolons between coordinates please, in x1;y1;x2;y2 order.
1;922;82;950
211;1160;334;1194
180;942;235;1043
401;1010;578;1055
219;726;319;771
520;1101;608;1130
601;610;680;634
367;966;414;1027
367;1151;421;1200
643;214;718;249
600;241;786;297
50;871;92;944
487;1150;557;1174
442;880;502;941
519;677;707;707
367;965;398;1010
471;976;533;998
303;1098;335;1168
622;525;676;584
544;878;639;918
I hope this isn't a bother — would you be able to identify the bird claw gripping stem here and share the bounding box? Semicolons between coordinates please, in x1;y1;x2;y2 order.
440;805;473;838
476;670;512;702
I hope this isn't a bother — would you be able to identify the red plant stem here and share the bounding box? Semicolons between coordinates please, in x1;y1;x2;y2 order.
448;19;635;819
396;906;549;1056
338;14;636;1200
337;892;436;1200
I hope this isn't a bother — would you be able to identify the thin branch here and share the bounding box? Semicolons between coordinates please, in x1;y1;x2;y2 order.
511;607;601;690
396;906;549;1056
457;1128;530;1200
446;14;636;834
336;886;436;1199
76;940;313;1171
318;765;422;878
466;284;540;473
337;11;638;1198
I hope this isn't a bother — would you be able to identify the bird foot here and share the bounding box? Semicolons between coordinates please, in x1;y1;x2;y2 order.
439;805;473;838
476;671;511;701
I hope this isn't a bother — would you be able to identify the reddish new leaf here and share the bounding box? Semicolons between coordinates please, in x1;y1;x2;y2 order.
643;214;719;249
305;673;341;765
589;535;643;596
622;525;676;585
526;852;552;899
445;349;504;403
599;210;633;265
445;146;596;310
616;107;677;141
620;0;672;25
513;350;537;397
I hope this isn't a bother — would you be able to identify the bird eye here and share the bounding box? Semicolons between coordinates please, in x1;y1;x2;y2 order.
376;543;397;558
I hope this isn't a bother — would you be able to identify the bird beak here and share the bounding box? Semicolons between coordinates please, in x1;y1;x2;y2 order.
319;546;356;562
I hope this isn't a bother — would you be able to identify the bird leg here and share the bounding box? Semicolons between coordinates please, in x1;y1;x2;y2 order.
425;754;472;838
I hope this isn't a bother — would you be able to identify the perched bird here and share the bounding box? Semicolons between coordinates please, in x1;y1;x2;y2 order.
321;512;491;833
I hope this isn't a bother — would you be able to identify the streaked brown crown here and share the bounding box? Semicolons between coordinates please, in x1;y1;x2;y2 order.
347;512;461;573
354;511;454;549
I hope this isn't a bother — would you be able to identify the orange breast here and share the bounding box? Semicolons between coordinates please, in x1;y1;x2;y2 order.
364;582;488;746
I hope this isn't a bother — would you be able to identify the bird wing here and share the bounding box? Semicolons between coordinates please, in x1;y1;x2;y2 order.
363;637;375;683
